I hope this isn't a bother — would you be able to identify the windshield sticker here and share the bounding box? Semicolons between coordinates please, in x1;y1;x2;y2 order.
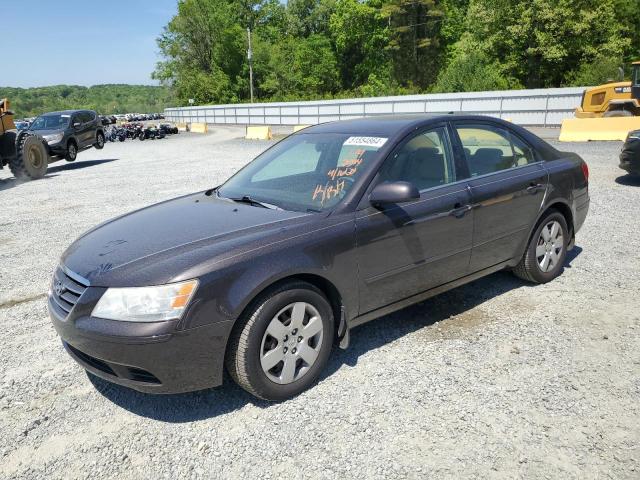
343;136;387;148
311;147;370;206
313;180;346;204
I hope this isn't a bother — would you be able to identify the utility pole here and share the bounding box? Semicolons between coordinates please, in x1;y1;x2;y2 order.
247;27;254;103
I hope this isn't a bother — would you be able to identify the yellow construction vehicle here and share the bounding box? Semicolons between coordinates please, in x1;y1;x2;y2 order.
560;61;640;141
0;98;49;179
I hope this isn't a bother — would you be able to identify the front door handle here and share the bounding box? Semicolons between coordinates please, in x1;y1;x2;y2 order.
450;203;472;218
526;183;543;194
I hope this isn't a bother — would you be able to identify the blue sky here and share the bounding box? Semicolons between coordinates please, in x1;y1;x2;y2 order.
3;0;177;87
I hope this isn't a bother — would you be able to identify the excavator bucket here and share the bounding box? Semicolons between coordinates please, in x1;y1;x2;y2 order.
559;117;640;141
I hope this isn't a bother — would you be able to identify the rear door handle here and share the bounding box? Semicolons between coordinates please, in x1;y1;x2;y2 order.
450;203;472;218
526;183;543;194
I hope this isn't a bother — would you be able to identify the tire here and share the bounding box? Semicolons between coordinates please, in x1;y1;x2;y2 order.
603;110;634;117
95;132;105;149
225;281;334;401
139;132;145;141
65;141;77;162
9;134;48;180
513;210;569;284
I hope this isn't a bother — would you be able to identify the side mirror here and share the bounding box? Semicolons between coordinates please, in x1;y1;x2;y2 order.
369;181;420;207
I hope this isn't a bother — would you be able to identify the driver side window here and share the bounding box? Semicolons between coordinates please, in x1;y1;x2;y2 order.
378;127;456;191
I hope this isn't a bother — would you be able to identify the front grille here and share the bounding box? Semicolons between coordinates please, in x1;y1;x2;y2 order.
50;267;88;317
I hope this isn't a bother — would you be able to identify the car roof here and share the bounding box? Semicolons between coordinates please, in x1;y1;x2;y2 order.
301;114;511;136
42;109;89;116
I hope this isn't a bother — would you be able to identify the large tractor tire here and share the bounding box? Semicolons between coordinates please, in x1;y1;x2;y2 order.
603;109;634;117
9;134;49;180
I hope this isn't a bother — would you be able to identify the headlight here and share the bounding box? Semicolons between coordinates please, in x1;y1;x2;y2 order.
42;132;64;144
91;280;198;322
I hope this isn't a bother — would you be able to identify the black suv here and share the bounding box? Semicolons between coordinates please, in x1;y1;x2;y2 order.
28;110;105;162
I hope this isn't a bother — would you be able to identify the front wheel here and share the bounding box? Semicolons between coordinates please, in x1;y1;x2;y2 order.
9;134;49;180
513;210;568;283
225;281;334;401
65;142;77;162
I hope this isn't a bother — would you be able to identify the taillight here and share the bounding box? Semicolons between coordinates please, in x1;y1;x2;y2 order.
581;162;589;183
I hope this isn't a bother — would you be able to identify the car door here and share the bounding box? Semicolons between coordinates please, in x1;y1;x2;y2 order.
70;113;82;145
71;112;86;148
80;111;95;147
355;125;474;315
452;122;548;272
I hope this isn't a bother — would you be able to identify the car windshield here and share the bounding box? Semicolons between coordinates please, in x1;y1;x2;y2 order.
218;133;387;212
30;114;70;130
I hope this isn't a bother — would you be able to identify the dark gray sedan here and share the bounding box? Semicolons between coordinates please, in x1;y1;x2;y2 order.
49;115;590;401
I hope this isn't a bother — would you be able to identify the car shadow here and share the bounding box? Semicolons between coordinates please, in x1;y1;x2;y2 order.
615;174;640;186
0;159;117;192
91;246;583;422
47;158;118;174
0;174;58;192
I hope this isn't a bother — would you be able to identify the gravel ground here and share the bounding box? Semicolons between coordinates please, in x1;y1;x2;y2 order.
1;127;639;479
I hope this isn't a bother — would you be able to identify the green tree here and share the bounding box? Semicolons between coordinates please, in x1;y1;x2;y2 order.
381;0;445;89
568;55;625;86
153;0;247;103
433;36;517;92
329;0;391;90
287;0;336;37
259;34;340;98
0;85;173;118
465;0;631;88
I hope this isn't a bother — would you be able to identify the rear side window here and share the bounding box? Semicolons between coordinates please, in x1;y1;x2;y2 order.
378;127;456;191
455;125;536;176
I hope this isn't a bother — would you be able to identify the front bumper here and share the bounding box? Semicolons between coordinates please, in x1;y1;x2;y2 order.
49;283;234;394
46;141;67;157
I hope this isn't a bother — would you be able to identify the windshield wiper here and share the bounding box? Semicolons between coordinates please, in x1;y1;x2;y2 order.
228;195;282;210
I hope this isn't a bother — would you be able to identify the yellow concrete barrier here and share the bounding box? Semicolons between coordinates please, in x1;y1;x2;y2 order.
190;122;208;133
559;117;640;142
246;126;272;140
293;125;310;133
176;122;188;132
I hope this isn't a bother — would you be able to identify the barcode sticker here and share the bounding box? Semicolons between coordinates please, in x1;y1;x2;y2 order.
343;136;388;148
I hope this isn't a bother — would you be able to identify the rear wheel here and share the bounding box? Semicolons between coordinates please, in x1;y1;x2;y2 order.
65;141;77;162
225;281;334;401
513;210;568;283
9;134;48;180
95;132;105;149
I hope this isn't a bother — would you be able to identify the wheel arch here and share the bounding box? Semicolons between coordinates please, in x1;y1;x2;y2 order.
231;272;345;345
513;200;575;267
543;201;574;244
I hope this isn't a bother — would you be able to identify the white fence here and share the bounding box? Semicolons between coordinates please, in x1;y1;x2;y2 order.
164;87;584;127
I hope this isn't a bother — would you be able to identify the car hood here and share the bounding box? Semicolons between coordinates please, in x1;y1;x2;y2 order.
30;128;63;136
61;192;311;287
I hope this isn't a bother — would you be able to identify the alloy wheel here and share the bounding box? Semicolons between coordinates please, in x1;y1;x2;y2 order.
536;220;564;272
260;302;324;385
